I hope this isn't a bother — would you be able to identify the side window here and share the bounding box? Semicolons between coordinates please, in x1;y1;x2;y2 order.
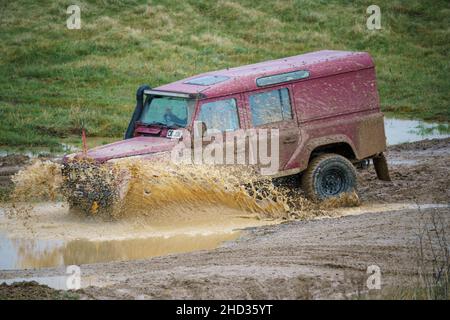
249;88;292;126
199;98;240;132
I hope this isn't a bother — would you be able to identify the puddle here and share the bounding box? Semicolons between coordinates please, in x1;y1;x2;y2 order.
0;144;77;158
387;159;418;166
384;118;449;145
331;202;449;218
0;202;276;270
0;231;239;270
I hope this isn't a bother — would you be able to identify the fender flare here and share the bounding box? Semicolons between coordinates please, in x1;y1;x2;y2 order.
286;134;359;172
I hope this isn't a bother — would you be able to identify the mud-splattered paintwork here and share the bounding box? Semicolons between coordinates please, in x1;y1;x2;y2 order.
79;136;177;163
156;50;374;98
67;50;386;175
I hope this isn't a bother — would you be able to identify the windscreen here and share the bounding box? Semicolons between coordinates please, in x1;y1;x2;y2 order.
140;96;195;128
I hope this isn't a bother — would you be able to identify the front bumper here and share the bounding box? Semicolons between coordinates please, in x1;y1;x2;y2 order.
61;160;121;215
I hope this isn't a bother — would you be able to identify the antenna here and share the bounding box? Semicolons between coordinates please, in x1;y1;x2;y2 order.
81;121;87;157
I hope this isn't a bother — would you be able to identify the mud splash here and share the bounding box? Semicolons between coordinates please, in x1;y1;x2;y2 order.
113;158;297;219
10;160;62;202
8;158;328;221
4;157;363;252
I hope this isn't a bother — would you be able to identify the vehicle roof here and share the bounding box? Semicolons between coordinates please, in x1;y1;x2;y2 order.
154;50;374;99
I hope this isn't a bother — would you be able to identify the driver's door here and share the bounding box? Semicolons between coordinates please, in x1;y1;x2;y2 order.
193;95;245;165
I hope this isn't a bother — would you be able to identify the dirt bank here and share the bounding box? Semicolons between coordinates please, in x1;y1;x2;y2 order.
0;138;449;299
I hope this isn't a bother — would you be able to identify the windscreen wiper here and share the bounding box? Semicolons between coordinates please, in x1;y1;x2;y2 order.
167;123;184;129
142;121;184;129
145;121;168;127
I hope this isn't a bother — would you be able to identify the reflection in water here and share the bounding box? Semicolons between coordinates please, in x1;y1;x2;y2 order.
384;118;449;145
0;144;78;158
0;232;239;270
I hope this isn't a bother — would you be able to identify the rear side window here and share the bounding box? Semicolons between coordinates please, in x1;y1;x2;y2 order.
249;88;292;126
199;98;240;132
256;70;309;87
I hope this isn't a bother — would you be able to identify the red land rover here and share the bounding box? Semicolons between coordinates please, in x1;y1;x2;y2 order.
63;50;390;212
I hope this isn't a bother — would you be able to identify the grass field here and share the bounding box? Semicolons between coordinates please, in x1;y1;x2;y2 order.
0;0;449;148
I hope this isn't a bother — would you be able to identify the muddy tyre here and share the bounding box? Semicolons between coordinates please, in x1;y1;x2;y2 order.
301;153;357;201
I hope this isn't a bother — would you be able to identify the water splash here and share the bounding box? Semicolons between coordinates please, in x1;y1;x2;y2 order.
10;160;62;202
7;158;359;221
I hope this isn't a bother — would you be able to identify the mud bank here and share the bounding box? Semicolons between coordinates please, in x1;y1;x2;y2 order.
0;281;80;300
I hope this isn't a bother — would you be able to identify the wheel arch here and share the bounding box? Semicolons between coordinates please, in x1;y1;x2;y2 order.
287;134;360;172
308;142;357;163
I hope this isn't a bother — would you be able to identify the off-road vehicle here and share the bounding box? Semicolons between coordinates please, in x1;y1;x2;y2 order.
63;50;390;212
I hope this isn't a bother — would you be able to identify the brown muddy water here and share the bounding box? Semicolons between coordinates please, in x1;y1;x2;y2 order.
0;202;278;271
0;231;239;270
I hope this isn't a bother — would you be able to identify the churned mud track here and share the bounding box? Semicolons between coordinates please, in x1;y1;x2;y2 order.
1;206;448;299
82;206;449;299
0;138;449;299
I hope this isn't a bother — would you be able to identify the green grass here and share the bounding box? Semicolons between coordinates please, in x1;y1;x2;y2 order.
0;0;449;147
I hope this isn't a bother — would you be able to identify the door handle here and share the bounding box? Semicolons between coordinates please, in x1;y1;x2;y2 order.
283;137;297;144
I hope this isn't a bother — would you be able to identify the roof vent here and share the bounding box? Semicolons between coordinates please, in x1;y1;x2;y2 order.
184;75;229;86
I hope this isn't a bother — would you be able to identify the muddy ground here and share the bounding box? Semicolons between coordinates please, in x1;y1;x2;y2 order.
0;138;449;299
359;138;450;204
0;281;80;300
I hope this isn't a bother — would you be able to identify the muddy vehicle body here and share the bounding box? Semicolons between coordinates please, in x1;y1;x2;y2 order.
63;50;390;212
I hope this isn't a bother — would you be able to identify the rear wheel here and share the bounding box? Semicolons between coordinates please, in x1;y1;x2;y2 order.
301;153;357;201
